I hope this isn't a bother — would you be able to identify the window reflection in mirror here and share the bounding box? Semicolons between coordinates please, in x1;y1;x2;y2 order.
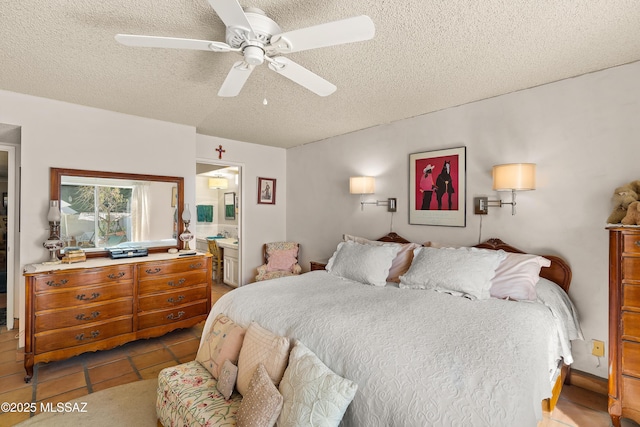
51;168;183;256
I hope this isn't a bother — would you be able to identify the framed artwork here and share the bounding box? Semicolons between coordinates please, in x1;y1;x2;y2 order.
409;146;466;227
257;177;276;205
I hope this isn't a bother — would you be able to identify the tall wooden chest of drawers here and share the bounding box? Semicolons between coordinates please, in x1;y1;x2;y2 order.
23;252;212;382
608;227;640;426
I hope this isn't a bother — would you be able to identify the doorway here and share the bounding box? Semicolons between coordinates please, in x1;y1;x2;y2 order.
195;162;242;288
0;140;17;330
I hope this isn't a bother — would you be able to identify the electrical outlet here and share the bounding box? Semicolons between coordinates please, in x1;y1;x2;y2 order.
592;340;605;357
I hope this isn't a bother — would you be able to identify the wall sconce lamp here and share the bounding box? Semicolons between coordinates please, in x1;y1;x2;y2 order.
349;176;397;212
208;176;228;189
474;163;536;215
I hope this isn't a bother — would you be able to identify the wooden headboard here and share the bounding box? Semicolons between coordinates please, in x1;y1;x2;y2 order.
375;233;572;294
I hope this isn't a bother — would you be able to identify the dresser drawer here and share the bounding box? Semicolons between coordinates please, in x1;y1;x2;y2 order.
623;233;640;254
33;265;133;293
35;283;133;311
623;341;640;378
138;257;209;279
623;258;640;282
624;284;640;310
137;301;208;330
138;270;207;295
622;375;640;412
34;317;133;353
35;298;133;332
138;284;208;311
623;312;640;341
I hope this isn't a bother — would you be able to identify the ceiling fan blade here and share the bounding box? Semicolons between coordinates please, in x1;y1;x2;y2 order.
115;34;237;52
208;0;255;39
218;61;255;97
268;57;336;97
269;15;375;54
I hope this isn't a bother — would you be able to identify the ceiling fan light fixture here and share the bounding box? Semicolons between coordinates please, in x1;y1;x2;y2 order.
243;44;265;65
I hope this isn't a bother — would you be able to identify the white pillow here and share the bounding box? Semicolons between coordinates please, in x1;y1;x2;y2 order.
326;241;400;286
343;234;421;283
490;252;551;300
278;341;358;427
399;246;506;299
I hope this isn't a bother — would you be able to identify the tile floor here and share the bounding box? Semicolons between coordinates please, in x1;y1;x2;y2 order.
0;280;638;427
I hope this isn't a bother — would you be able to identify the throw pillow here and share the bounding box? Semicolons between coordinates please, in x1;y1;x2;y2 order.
216;359;238;400
490;252;551;300
343;234;420;282
325;241;400;286
195;313;246;379
236;322;291;396
266;248;298;272
236;363;283;427
278;341;358;427
399;246;506;299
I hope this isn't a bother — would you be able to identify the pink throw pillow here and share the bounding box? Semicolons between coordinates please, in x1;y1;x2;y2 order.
196;314;246;379
490;252;551;300
267;248;298;272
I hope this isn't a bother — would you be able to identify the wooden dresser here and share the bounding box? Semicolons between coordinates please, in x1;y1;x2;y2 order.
23;252;212;382
608;227;640;426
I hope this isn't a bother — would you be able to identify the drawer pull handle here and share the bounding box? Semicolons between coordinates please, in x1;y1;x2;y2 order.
75;330;100;341
76;292;101;301
189;262;203;270
46;279;68;287
167;295;185;304
108;272;126;280
145;268;162;274
636;240;640;247
167;311;185;320
76;311;100;321
167;278;186;287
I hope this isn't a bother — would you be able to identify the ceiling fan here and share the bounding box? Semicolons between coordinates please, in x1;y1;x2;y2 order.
115;0;375;97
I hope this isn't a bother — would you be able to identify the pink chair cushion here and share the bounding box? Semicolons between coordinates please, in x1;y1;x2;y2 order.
267;248;298;272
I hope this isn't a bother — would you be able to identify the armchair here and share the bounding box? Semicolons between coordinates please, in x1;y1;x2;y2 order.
255;242;301;282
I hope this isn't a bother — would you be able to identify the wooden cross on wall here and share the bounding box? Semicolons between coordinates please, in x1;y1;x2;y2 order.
216;145;226;159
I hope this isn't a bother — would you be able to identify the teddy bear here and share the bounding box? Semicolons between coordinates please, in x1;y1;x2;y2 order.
607;183;639;224
622;201;640;225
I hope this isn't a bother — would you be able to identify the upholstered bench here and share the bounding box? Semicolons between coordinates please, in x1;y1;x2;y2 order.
156;360;242;427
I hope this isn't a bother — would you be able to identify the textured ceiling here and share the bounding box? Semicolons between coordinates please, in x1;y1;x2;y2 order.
2;1;640;149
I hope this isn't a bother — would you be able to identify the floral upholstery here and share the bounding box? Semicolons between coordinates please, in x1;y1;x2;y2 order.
255;242;301;282
157;360;242;427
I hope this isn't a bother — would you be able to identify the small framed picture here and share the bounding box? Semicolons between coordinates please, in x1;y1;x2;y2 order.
257;177;276;205
409;146;466;227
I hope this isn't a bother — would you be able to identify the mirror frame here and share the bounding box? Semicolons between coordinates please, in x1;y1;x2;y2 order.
50;167;184;258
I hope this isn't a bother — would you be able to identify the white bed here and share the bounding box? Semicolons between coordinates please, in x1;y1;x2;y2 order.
201;235;582;427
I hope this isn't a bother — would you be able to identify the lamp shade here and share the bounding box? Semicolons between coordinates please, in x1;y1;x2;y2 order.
492;163;536;191
182;204;191;222
47;200;61;222
350;176;375;194
208;177;228;189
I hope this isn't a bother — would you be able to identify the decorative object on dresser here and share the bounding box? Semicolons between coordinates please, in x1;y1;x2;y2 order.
179;204;194;252
61;247;86;264
22;252;212;382
42;200;64;264
607;227;640;426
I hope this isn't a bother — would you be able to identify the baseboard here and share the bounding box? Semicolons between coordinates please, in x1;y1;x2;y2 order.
568;369;608;396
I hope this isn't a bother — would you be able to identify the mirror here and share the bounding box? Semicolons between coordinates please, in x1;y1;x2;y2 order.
50;168;184;257
224;192;235;220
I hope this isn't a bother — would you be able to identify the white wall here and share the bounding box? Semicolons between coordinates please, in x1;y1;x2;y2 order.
196;134;287;287
286;60;640;378
0;90;288;348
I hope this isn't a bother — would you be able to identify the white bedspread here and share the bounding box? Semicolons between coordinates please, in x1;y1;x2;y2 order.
203;271;578;427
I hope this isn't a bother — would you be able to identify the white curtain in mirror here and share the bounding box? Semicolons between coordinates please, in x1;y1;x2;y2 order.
131;184;150;242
